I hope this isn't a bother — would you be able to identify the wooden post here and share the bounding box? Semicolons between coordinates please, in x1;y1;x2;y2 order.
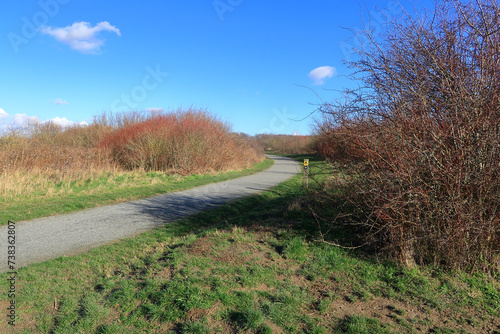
303;159;309;191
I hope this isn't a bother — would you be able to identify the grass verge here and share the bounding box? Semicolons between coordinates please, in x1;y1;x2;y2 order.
0;155;499;333
0;158;272;225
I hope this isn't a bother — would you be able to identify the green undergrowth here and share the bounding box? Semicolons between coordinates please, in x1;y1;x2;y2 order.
0;155;498;333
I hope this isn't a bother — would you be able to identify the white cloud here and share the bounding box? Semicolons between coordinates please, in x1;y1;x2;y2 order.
48;117;87;127
308;66;337;85
10;114;41;129
51;98;69;105
40;21;121;54
0;109;87;133
0;108;8;120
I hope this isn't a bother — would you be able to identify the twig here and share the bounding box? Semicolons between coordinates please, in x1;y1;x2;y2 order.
309;206;369;250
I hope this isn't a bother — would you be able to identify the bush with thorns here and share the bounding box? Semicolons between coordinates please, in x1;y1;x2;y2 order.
315;0;500;273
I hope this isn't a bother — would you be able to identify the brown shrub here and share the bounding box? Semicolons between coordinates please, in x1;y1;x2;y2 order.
0;122;114;174
99;109;263;174
257;134;314;155
0;139;114;174
0;109;263;176
315;0;500;273
311;119;366;162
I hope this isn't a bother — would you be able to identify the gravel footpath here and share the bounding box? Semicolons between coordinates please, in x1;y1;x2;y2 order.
0;155;299;273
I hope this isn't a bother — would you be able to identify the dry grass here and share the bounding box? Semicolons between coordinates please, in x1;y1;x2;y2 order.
0;125;116;202
0;168;132;202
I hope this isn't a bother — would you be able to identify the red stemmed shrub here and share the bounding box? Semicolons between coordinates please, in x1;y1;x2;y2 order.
99;109;263;174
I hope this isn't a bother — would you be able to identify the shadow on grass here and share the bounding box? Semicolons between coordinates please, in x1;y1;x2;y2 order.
140;166;366;259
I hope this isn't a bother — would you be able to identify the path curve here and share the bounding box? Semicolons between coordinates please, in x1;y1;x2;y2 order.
0;155;299;273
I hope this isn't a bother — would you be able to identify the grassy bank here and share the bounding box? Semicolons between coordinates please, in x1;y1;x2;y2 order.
1;155;499;333
0;158;272;225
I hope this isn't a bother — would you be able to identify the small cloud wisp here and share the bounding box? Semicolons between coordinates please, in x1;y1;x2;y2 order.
308;66;337;85
51;98;69;105
41;21;121;54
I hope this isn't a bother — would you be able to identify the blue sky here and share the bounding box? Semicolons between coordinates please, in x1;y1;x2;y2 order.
1;0;433;135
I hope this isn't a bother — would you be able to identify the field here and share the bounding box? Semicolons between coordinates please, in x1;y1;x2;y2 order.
1;155;498;333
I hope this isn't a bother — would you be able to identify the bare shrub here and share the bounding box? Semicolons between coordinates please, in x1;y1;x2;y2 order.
0;108;263;177
99;108;263;174
315;0;500;272
0;121;114;174
54;123;113;148
257;134;315;154
237;133;266;155
311;120;367;163
0;139;114;174
92;110;162;129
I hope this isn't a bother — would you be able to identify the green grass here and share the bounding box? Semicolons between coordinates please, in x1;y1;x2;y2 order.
0;155;499;333
0;158;273;225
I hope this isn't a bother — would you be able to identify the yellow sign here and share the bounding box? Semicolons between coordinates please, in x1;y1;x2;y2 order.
304;159;309;167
